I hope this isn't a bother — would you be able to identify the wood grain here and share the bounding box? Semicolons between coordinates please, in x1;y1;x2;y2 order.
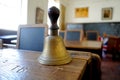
0;49;90;80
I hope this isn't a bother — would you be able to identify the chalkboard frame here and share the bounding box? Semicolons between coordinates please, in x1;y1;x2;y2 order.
65;30;83;41
86;30;99;41
16;24;48;51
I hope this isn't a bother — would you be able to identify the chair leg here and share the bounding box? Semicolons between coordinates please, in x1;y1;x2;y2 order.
112;50;120;61
0;39;3;49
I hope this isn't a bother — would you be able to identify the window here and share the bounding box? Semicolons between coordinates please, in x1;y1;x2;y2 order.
0;0;22;30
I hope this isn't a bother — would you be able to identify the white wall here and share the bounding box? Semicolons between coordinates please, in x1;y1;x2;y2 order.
21;0;28;24
27;0;48;24
60;0;68;6
65;0;120;23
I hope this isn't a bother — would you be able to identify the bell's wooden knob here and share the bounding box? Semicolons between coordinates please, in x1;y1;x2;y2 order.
48;6;59;30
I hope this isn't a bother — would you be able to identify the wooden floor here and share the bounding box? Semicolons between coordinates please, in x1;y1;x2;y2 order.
101;54;120;80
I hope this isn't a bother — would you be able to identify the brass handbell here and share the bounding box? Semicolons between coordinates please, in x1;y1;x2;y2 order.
38;6;72;65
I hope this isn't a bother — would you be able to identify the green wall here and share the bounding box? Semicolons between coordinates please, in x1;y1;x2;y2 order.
84;22;120;37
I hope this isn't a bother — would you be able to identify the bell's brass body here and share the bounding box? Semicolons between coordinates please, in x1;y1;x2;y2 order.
38;35;72;65
38;6;72;65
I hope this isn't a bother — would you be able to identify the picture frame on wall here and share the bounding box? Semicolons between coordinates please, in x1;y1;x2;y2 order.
75;7;88;18
35;7;44;24
102;7;113;20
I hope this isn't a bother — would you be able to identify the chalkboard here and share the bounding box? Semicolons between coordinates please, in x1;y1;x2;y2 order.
86;31;98;40
65;30;82;41
17;24;48;51
84;22;120;37
59;31;65;39
67;23;83;30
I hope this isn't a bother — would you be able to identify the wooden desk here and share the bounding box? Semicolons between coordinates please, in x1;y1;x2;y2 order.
64;40;102;58
0;49;92;80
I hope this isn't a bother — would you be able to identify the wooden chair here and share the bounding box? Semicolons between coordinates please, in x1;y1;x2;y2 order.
107;36;120;60
65;30;83;41
16;24;48;51
107;36;118;53
86;31;99;41
59;30;65;39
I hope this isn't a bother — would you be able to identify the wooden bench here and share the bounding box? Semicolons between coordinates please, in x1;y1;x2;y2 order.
0;35;17;44
0;35;17;48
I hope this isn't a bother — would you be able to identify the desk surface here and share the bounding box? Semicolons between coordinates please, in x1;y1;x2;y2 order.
0;49;91;80
64;40;102;50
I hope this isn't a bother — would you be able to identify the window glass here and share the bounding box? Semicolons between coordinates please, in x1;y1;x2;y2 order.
0;0;21;30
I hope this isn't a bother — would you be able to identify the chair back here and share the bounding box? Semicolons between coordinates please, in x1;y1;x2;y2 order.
17;24;48;51
107;36;119;52
86;31;99;41
107;36;120;60
65;30;83;41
